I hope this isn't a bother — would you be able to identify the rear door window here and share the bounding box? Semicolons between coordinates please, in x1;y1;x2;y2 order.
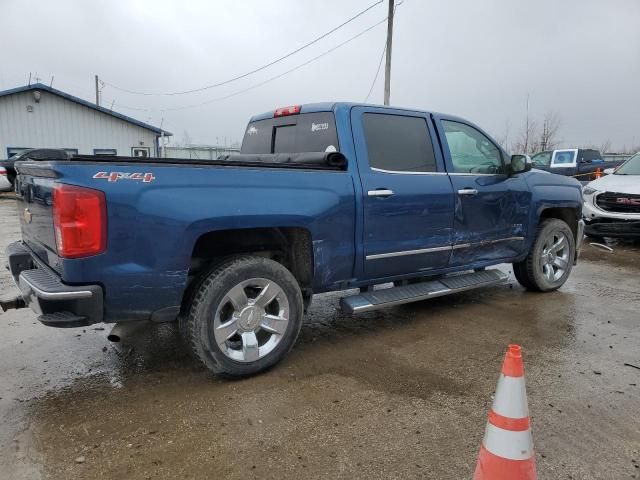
361;113;437;172
579;150;602;163
241;112;339;154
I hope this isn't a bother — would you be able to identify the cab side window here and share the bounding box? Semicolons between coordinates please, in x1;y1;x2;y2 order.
442;121;503;174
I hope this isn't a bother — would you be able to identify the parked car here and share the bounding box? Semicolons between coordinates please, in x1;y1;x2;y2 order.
583;152;640;238
5;103;584;378
531;148;625;181
0;166;12;192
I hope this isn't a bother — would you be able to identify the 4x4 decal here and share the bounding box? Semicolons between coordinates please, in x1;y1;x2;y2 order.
93;172;156;183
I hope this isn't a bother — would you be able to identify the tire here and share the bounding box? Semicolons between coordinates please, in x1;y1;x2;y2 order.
512;261;535;290
185;256;304;378
512;218;575;292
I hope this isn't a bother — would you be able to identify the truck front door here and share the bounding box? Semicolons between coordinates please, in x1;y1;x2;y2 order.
351;107;455;280
434;116;530;267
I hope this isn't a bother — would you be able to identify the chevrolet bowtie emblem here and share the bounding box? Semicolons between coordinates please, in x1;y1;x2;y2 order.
23;208;32;224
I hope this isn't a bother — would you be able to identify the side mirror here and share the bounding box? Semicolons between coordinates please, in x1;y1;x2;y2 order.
510;154;532;175
603;168;615;175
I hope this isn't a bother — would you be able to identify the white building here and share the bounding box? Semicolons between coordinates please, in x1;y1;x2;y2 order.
0;83;171;159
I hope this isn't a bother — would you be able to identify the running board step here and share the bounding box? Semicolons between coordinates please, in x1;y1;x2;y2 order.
340;269;509;314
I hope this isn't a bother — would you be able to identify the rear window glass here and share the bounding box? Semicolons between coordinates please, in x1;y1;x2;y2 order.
362;113;437;172
241;112;339;154
273;125;296;153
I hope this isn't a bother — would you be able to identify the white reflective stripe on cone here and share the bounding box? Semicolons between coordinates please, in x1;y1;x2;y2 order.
483;423;534;461
492;374;529;419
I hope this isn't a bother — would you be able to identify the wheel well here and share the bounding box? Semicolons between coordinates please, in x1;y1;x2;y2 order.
183;227;313;310
540;207;579;239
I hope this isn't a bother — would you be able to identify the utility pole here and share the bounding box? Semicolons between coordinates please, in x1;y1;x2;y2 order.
524;93;530;153
95;74;100;106
383;0;394;106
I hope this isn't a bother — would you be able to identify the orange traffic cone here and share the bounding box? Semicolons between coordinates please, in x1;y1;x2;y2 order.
595;167;602;179
473;345;536;480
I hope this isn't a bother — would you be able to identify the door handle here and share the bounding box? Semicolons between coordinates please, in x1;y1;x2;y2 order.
457;188;478;196
368;189;394;198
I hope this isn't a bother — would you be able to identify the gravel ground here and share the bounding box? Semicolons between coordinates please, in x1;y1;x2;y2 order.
1;193;639;479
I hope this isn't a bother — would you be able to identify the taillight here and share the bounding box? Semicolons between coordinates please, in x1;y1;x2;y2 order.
274;105;301;117
0;167;6;175
53;184;107;258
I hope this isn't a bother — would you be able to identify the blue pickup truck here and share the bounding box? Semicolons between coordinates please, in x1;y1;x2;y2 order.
5;103;584;377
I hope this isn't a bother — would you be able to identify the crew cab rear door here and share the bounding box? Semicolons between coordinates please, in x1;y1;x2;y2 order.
351;106;455;280
433;115;529;267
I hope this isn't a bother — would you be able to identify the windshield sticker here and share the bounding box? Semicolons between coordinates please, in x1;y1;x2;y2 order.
93;172;156;183
311;122;329;132
247;126;258;136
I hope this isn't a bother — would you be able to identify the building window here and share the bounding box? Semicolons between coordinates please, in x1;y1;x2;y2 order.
7;147;32;158
94;149;117;156
132;147;150;158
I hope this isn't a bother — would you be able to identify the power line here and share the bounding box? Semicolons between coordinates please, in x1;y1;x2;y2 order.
107;17;389;113
104;0;384;96
364;42;386;103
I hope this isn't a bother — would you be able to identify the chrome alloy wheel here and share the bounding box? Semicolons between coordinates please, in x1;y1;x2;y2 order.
212;278;290;363
540;231;570;282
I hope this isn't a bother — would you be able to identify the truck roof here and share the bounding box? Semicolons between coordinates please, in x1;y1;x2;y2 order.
248;102;447;123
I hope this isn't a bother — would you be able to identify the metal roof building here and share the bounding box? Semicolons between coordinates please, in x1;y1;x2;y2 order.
0;83;171;159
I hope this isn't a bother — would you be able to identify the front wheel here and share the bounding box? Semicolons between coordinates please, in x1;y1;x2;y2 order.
513;218;575;292
185;256;304;378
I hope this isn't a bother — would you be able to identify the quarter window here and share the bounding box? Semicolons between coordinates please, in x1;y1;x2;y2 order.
442;121;503;174
362;113;437;172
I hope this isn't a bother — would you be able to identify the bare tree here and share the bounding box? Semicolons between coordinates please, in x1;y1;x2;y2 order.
493;120;510;151
180;130;192;147
598;139;612;154
538;111;562;151
512;118;539;154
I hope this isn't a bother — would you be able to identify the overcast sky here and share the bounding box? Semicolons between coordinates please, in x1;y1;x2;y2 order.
1;0;639;150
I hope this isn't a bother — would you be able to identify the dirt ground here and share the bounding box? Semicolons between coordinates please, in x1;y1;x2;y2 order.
1;193;639;480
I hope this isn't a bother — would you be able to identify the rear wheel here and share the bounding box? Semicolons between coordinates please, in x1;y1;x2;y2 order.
513;218;575;292
186;256;304;378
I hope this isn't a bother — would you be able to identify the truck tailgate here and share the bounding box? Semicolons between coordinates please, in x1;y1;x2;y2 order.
14;165;60;271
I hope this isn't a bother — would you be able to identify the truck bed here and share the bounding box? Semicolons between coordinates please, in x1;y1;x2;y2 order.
12;151;356;324
20;150;348;171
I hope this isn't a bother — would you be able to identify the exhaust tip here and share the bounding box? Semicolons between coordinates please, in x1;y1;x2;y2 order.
107;323;124;343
